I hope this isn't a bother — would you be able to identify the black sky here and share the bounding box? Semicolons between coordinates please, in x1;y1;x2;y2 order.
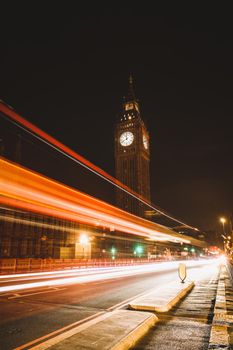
1;8;233;231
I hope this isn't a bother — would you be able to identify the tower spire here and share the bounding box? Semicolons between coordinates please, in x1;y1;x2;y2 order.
127;74;136;101
115;77;151;218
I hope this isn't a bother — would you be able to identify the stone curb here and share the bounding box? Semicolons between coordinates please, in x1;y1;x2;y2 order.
208;264;231;350
111;311;158;350
128;280;194;312
30;310;158;350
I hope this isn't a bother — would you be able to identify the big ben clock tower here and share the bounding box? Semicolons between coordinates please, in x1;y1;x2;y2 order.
115;76;151;217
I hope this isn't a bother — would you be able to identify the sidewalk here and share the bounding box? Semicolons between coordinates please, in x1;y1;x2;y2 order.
208;264;233;349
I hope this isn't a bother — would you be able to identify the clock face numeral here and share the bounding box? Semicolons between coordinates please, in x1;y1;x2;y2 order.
120;131;134;147
143;134;148;149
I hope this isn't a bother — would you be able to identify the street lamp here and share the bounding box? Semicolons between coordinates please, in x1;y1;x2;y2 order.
220;217;226;235
219;218;227;254
79;234;89;258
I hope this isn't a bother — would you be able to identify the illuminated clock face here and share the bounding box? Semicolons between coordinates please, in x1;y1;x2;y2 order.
125;103;134;111
143;134;148;149
120;131;134;146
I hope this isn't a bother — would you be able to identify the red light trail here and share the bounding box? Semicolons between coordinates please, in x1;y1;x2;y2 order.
0;101;198;230
0;157;195;244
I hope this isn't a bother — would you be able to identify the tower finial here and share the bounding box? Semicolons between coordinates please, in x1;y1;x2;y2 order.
129;74;133;85
127;74;136;101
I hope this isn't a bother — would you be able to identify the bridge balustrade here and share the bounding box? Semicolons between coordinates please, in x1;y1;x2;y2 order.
0;257;175;274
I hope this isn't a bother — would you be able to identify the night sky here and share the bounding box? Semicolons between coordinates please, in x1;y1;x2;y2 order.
1;8;233;232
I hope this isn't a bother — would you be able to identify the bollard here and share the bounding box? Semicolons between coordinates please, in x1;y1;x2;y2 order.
178;263;187;283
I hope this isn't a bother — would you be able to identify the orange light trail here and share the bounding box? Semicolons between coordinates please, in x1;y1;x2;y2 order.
0;101;147;203
0;101;198;230
0;157;192;244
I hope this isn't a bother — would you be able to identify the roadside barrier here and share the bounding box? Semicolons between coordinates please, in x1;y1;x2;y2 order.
16;258;31;272
0;257;179;274
0;259;16;273
30;258;43;270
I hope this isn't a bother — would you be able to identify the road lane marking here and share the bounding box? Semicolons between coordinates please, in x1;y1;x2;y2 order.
8;288;67;299
107;281;182;311
13;311;105;350
12;285;162;350
29;313;113;350
107;289;159;311
10;260;220;349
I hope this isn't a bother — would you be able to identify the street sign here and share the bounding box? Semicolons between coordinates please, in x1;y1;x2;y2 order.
178;263;186;283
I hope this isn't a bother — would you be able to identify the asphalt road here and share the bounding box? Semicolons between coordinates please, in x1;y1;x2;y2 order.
0;259;219;350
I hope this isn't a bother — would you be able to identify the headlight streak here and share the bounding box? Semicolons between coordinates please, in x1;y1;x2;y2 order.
0;267;130;283
0;259;219;293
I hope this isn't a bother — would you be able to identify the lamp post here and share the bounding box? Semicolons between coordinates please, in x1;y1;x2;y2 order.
220;218;227;254
220;217;226;235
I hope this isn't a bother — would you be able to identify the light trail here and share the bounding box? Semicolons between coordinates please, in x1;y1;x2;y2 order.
0;210;171;245
0;158;198;245
0;259;219;293
0;100;199;231
0;267;108;280
0;266;135;283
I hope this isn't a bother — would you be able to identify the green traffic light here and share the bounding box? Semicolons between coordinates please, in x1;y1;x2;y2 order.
135;245;143;254
111;247;116;255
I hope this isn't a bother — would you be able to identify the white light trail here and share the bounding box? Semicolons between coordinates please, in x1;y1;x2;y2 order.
0;259;220;293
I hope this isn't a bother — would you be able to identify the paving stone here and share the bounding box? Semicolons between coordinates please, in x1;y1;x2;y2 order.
134;277;218;350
